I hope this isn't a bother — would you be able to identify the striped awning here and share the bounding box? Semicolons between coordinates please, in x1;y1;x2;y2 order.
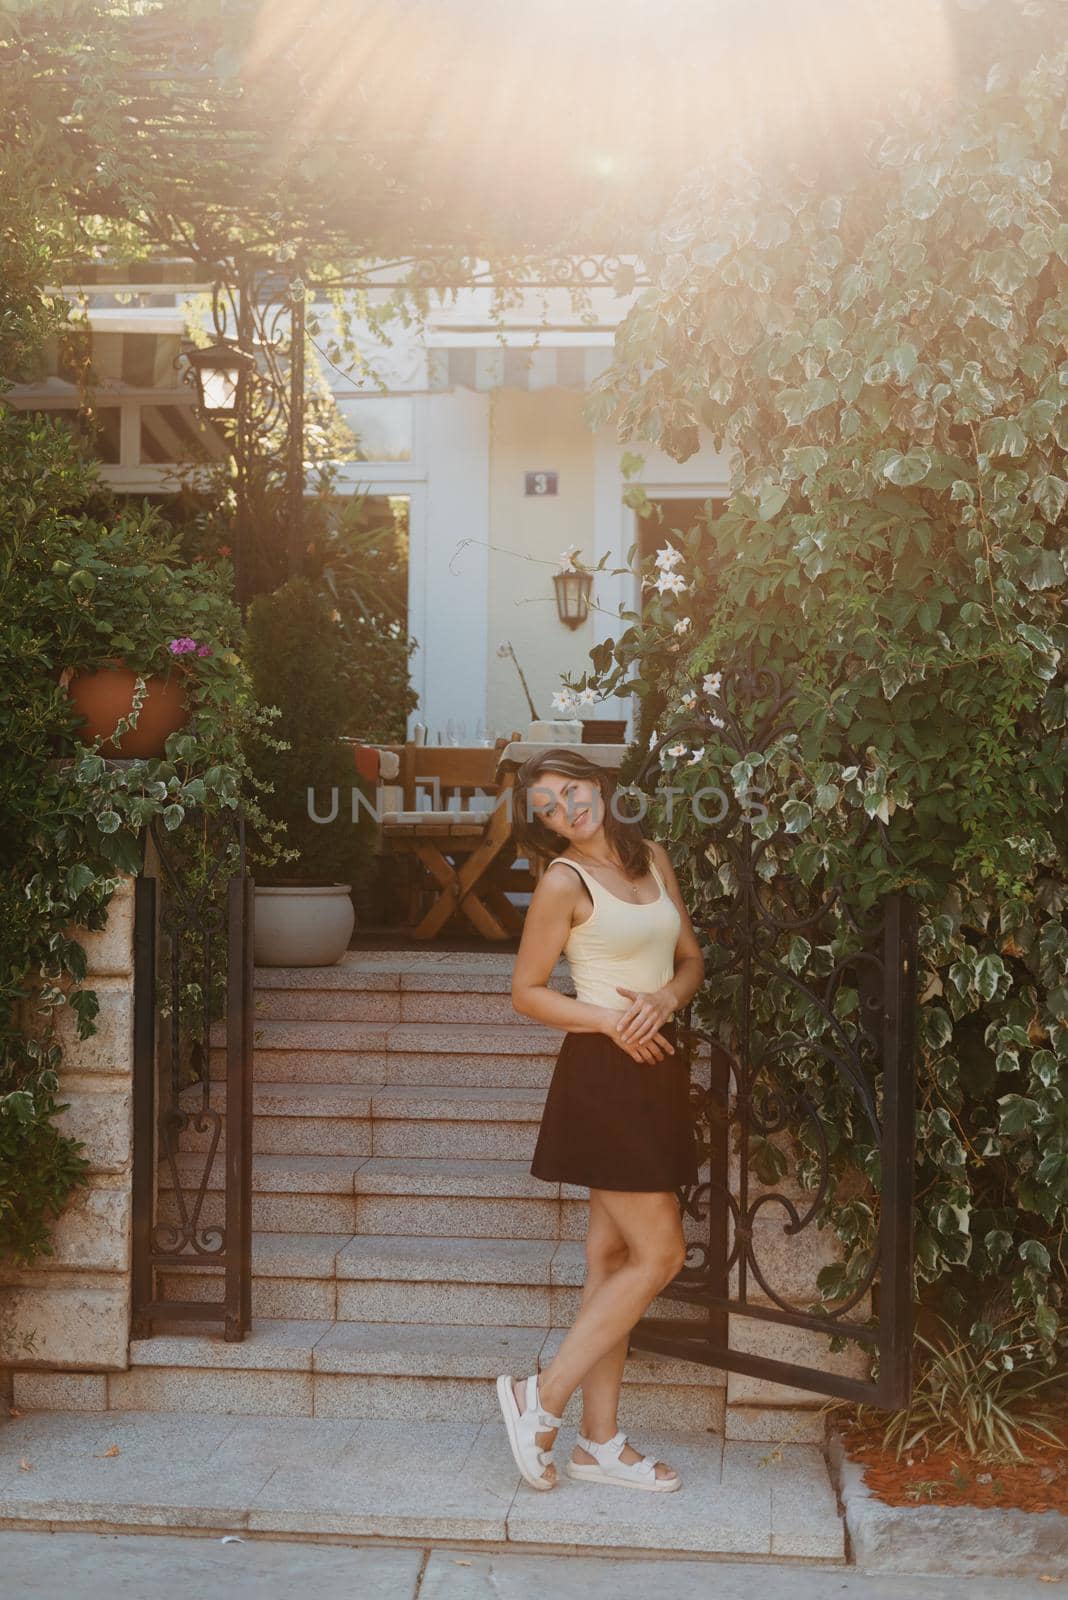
427;343;614;392
29;318;186;395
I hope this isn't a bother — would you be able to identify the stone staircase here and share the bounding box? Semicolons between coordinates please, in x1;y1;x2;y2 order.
8;949;843;1558
150;951;722;1429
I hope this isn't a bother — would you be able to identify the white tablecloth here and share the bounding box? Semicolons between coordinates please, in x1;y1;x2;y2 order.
497;741;631;771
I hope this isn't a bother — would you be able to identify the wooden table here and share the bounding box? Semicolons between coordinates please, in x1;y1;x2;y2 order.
389;741;633;941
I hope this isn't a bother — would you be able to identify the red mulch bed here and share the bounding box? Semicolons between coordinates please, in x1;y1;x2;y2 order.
841;1414;1068;1515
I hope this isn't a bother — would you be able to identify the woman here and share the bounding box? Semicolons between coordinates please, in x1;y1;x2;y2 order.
496;747;705;1494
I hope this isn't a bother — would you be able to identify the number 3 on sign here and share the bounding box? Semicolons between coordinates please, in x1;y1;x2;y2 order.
524;471;558;496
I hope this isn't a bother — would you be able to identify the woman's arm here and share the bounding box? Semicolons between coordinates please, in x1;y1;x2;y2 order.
614;839;706;1047
512;866;675;1061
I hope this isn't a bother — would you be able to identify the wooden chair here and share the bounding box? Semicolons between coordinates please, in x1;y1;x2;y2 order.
380;743;527;939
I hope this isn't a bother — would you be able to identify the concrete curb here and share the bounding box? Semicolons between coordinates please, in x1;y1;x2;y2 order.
828;1432;1068;1577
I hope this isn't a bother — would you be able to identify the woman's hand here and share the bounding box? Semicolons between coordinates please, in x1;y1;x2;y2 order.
594;1005;674;1064
614;985;676;1048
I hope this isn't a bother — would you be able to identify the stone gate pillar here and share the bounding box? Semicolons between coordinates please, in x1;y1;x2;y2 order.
1;878;136;1394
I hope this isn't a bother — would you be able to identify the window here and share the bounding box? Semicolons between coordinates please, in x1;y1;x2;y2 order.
331;395;413;461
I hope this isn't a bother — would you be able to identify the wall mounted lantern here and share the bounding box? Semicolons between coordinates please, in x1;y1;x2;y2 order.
553;566;592;629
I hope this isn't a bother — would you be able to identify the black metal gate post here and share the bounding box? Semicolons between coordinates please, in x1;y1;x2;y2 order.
131;814;254;1341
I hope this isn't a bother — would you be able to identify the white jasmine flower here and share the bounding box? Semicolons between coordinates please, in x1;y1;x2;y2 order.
679;689;697;710
655;569;688;597
673;617;692;635
666;742;687;758
654;544;684;571
688;747;705;765
551;688;578;713
709;713;725;729
648;729;659;750
703;671;722;696
577;685;599;705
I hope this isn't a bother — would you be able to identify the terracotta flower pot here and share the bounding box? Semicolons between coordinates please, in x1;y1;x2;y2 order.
66;660;190;759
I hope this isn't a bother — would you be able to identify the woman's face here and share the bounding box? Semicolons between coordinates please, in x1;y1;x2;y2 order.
529;771;603;845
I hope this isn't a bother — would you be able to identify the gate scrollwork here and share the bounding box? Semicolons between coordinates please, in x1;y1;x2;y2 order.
629;652;918;1406
131;810;253;1342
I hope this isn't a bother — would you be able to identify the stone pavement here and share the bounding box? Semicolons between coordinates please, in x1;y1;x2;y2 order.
0;1531;1062;1599
0;1408;839;1557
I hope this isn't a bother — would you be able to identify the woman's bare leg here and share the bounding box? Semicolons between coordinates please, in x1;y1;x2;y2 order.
518;1189;684;1480
572;1192;630;1432
510;1192;628;1480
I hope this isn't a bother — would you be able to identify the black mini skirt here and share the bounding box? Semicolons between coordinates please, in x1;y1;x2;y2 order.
530;1021;698;1193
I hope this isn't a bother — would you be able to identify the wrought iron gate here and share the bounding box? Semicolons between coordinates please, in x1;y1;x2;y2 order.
131;813;254;1341
629;659;919;1407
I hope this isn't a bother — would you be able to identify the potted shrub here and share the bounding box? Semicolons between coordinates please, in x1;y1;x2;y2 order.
245;577;372;966
58;512;240;758
66;649;192;759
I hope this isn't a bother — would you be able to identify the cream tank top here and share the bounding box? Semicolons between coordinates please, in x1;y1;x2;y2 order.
547;855;682;1011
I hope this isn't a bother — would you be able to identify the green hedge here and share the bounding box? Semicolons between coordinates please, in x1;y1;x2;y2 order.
581;21;1067;1358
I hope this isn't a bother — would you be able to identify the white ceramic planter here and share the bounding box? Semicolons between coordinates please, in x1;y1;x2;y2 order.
253;884;355;967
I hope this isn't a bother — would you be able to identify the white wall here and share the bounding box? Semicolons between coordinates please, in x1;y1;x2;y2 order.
413;387;491;737
415;385;734;741
485;388;597;737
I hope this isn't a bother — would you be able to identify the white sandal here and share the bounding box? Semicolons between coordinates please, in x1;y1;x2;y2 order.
496;1372;563;1492
565;1429;681;1492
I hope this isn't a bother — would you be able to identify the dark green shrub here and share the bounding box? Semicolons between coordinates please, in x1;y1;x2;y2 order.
245;577;373;887
0;408;262;1271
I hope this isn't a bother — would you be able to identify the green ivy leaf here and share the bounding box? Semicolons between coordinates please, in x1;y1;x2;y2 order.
782;799;813;834
883;449;932;486
997;1094;1039;1136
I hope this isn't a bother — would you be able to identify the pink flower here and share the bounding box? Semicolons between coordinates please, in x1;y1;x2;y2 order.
196;644;212;658
168;637;197;655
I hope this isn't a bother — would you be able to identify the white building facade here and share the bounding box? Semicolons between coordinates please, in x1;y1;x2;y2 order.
10;267;732;739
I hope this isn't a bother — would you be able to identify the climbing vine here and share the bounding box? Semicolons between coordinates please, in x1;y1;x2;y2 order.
573;17;1067;1358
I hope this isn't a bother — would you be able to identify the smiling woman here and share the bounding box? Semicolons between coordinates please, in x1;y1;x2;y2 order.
493;746;706;1494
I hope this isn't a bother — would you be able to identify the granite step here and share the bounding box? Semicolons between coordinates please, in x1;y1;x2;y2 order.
352;1157;587;1241
0;1405;845;1558
178;1082;546;1160
14;1319;726;1429
218;1020;563;1055
210;1020;562;1089
158;1233;711;1327
254;971;572;1025
250;954;570;1027
157;1153;586;1239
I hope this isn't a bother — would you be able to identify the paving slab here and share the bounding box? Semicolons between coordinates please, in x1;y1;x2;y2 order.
422;1551;1068;1599
504;1429;766;1556
0;1534;1059;1600
247;1419;515;1541
0;1531;424;1598
0;1409;847;1561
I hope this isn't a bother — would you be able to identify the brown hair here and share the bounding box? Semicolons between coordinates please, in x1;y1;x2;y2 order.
511;747;651;878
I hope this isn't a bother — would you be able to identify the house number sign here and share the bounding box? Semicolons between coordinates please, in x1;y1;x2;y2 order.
525;471;558;496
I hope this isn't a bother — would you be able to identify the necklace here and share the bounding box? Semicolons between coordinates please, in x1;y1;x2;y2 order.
568;848;647;902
